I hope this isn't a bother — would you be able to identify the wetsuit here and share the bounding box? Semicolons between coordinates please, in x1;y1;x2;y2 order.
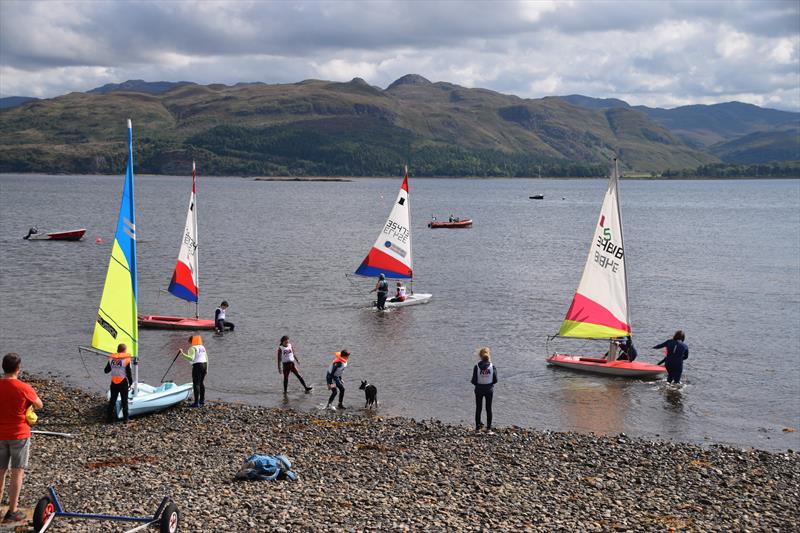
376;279;389;310
471;361;498;431
617;342;638;362
215;307;235;333
182;344;208;406
654;339;689;383
326;356;348;407
278;343;310;393
104;353;133;422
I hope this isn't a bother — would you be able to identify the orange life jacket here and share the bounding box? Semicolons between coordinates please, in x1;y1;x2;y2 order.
109;352;131;384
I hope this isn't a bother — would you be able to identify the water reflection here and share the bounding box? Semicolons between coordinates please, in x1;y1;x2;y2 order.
552;372;629;435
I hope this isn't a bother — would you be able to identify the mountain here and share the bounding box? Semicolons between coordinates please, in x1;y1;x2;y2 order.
0;96;39;109
0;75;718;176
710;126;800;164
88;79;194;95
558;95;630;110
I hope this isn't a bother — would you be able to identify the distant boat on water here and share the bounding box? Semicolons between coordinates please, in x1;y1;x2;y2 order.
529;194;544;200
23;227;86;241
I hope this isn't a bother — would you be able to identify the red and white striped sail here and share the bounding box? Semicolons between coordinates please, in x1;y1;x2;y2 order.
355;167;413;279
559;160;631;338
168;161;199;303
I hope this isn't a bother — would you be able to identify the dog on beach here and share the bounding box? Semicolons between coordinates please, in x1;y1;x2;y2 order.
359;380;378;408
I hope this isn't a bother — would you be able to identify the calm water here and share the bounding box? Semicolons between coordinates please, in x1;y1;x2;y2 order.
1;174;798;451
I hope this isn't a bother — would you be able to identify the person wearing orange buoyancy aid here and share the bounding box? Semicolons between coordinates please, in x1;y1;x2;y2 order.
325;350;350;410
104;343;133;422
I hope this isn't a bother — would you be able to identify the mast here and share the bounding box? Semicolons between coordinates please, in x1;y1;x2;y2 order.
405;165;413;295
193;161;199;319
613;158;631;334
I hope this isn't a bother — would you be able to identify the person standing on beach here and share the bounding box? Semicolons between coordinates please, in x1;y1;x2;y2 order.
326;350;350;410
214;301;234;335
180;335;208;407
370;274;389;310
654;331;689;384
105;343;132;422
0;353;43;524
277;336;312;394
471;347;497;433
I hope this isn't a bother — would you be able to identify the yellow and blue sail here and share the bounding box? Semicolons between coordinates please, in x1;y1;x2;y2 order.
92;120;138;356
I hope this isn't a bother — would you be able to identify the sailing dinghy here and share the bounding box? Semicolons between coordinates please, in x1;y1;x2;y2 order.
83;120;192;418
139;162;220;330
354;167;432;308
546;159;665;379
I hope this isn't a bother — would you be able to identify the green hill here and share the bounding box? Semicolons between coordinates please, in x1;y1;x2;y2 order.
0;75;717;176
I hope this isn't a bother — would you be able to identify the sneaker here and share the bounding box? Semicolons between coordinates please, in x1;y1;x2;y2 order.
189;402;199;408
199;401;205;407
305;386;313;393
337;404;347;410
3;510;26;523
326;402;335;411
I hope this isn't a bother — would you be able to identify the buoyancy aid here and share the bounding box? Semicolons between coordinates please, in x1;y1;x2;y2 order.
109;352;131;384
279;343;295;363
190;345;208;364
216;307;226;321
396;285;407;299
476;362;494;385
377;280;388;293
328;353;348;379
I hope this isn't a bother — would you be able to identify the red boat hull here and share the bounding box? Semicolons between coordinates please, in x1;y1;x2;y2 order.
27;228;86;241
428;219;472;228
546;354;666;378
138;315;217;330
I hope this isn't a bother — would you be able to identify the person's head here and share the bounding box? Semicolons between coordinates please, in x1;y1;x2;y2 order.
220;301;229;309
280;335;289;346
117;343;127;353
338;350;350;359
379;274;385;280
673;330;685;342
478;347;491;362
397;282;402;287
190;335;203;346
2;353;21;374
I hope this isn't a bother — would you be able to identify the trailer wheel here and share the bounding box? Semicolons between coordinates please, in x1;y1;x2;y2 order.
160;501;180;533
33;495;55;532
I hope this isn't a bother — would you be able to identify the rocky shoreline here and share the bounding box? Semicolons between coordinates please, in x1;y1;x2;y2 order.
5;376;799;532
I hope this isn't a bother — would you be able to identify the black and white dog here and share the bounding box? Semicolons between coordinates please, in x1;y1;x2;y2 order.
359;380;378;408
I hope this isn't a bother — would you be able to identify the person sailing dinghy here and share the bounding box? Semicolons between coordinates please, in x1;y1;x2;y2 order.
81;120;192;419
353;166;431;308
139;162;218;330
546;159;665;378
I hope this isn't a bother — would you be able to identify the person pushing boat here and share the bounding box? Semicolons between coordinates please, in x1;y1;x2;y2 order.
104;343;133;422
214;301;234;335
180;335;208;407
326;350;350;410
370;274;389;310
654;331;688;384
277;336;312;395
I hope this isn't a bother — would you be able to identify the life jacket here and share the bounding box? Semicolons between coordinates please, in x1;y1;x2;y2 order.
216;307;226;321
109;352;131;384
377;280;388;293
191;344;208;364
396;286;407;299
328;353;348;378
279;343;295;363
476;362;494;385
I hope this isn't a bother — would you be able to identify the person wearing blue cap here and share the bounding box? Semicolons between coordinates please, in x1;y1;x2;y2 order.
370;274;389;310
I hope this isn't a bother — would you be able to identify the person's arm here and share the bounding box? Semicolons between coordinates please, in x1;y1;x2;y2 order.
26;384;43;410
652;341;668;350
470;365;477;385
181;347;195;362
683;346;689;360
277;348;282;373
370;281;377;293
493;366;498;385
104;361;111;373
126;363;133;384
215;308;221;321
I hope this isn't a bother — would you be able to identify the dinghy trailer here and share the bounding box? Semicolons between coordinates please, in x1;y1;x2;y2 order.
33;486;180;533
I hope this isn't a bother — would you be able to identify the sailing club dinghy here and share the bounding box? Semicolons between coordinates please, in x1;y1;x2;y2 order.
353;167;431;308
81;120;192;419
139;161;218;330
23;227;86;241
546;159;665;379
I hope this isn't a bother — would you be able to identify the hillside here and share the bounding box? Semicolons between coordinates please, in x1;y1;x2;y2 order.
710;127;800;164
0;76;718;176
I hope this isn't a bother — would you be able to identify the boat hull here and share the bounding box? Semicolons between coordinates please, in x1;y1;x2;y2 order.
546;354;666;378
138;314;217;330
380;293;433;308
26;229;86;241
428;220;472;228
108;381;193;419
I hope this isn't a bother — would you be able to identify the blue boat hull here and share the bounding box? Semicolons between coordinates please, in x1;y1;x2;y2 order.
108;381;192;419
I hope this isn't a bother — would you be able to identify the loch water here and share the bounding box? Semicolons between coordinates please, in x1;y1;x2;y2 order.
1;174;798;451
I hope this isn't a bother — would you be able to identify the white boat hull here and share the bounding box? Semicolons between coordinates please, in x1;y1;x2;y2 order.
108;381;192;419
380;293;432;308
546;354;666;378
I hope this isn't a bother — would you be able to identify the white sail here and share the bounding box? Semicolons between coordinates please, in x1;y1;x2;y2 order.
167;161;199;308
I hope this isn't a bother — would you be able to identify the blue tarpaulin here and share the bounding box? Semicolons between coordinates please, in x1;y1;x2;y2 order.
235;454;297;481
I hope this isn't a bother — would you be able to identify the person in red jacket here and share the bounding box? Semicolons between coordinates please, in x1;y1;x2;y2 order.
0;353;43;524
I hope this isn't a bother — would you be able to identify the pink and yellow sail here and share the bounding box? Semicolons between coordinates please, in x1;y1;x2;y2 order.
559;160;631;339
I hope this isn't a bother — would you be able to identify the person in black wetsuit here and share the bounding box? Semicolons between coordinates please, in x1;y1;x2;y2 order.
104;343;133;422
326;350;350;410
370;274;389;310
471;347;498;433
654;330;688;383
616;336;638;361
214;301;234;335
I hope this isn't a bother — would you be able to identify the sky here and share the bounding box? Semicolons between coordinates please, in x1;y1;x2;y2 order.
1;0;798;110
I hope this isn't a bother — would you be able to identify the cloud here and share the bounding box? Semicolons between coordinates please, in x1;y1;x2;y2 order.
0;0;797;111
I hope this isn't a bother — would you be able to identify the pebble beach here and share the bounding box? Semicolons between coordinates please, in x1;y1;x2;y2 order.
4;376;799;532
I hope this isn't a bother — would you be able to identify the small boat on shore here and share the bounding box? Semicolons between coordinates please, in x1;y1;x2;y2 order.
428;218;472;228
353;166;432;308
545;159;665;379
529;194;544;200
23;227;86;241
